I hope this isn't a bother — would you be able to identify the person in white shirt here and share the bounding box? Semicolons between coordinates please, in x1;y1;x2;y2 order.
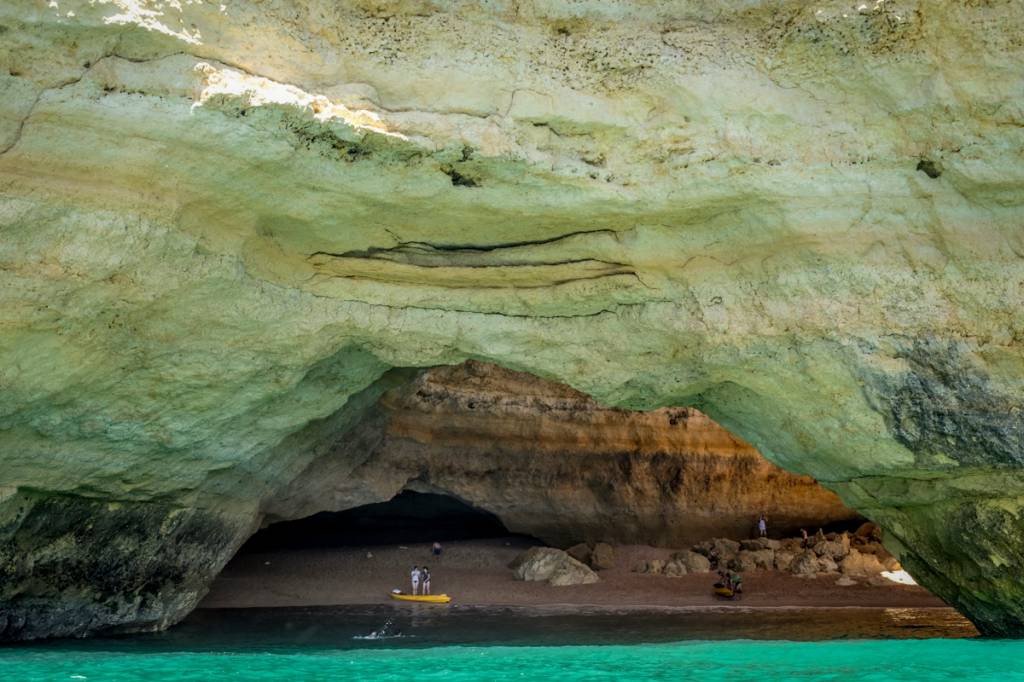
410;565;422;595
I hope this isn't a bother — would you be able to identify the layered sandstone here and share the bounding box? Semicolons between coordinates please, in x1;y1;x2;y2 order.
270;361;861;546
0;0;1022;639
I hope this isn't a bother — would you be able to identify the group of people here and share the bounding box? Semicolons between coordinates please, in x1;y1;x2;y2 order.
408;542;443;595
410;565;432;595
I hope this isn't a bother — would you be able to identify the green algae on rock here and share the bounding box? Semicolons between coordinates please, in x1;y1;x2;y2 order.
0;0;1023;639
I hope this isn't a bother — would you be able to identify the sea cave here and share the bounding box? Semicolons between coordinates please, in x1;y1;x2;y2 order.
1;2;1023;676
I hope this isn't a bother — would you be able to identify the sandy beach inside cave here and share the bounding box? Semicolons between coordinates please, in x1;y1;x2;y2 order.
200;537;946;611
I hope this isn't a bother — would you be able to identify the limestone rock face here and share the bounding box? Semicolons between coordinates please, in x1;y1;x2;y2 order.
0;0;1023;638
0;491;254;641
269;361;860;547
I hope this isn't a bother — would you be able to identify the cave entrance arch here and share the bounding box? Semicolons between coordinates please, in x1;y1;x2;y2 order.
200;360;913;616
260;360;867;550
240;490;516;552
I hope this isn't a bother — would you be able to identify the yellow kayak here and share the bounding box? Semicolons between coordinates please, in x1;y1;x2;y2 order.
713;582;740;599
389;593;451;604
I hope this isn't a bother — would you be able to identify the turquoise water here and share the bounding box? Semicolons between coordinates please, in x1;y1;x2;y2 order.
5;640;1024;681
0;607;1010;681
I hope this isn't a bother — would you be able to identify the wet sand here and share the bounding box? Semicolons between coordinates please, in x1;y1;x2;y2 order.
201;537;947;611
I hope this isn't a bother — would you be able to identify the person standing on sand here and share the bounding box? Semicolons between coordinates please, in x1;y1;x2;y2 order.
432;541;443;558
411;565;422;595
422;566;431;596
757;512;768;538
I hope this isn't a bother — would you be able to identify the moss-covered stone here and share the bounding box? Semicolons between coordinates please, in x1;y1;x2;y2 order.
0;491;254;640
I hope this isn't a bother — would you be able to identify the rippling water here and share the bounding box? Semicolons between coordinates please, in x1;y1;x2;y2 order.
5;606;1017;681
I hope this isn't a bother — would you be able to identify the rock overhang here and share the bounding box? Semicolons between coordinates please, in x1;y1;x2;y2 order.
0;0;1023;638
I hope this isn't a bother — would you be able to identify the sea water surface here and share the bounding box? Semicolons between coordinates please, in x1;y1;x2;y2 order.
4;606;1022;681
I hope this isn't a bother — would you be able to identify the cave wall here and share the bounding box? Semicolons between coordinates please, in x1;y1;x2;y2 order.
0;0;1022;638
0;490;255;640
270;361;861;547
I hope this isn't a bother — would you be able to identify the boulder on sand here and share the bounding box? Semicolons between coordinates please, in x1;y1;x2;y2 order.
694;538;740;568
729;552;758;572
854;522;883;544
813;536;850;560
550;561;600;586
671;550;711;573
840;548;886;577
774;550;795;571
740;538;781;551
512;547;599;586
818;555;839;574
856;541;901;570
663;559;688;577
701;538;740;555
857;541;883;555
631;559;668;575
566;543;592;564
511;547;560;578
744;548;776;569
779;538;804;553
590;542;615;570
645;559;666;575
790;550;820;577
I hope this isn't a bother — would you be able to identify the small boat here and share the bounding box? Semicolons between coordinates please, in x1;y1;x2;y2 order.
389;593;451;604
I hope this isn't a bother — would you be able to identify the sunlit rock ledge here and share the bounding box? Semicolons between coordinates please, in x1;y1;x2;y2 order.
0;0;1022;639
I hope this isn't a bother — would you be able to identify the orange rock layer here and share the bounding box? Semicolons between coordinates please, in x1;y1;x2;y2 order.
269;362;861;546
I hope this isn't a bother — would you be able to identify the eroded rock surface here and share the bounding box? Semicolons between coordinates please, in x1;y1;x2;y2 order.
0;490;254;640
0;0;1022;637
511;547;599;586
269;362;861;546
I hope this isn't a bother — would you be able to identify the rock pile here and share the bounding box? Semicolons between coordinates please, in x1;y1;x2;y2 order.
565;542;616;571
632;524;902;585
633;550;712;577
510;547;600;586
